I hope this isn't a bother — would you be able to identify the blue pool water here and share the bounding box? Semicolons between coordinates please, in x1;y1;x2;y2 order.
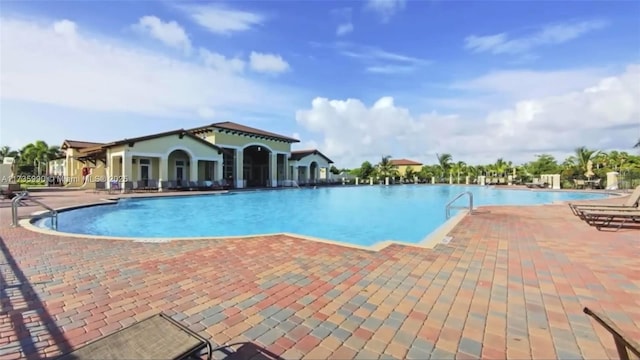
39;186;608;246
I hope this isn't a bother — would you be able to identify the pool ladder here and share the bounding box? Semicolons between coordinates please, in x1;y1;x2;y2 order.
11;191;58;230
445;191;474;219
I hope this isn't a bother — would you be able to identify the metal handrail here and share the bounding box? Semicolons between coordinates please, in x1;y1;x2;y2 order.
11;191;58;230
445;191;473;219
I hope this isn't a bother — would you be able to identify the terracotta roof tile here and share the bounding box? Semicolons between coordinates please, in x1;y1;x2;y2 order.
390;159;423;166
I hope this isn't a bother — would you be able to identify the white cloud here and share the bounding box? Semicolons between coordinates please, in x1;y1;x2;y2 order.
249;52;290;74
465;20;608;55
296;65;640;167
366;65;416;74
327;42;429;74
179;4;263;35
366;0;406;23
133;16;191;53
53;19;77;37
199;48;245;73
452;68;611;100
336;23;354;36
0;17;297;119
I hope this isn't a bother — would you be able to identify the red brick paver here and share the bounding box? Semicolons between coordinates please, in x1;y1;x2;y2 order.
0;190;638;359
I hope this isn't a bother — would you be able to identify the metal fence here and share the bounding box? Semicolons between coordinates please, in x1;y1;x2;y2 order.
618;171;640;190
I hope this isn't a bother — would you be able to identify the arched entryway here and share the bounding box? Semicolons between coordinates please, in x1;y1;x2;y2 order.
167;149;192;186
243;145;271;187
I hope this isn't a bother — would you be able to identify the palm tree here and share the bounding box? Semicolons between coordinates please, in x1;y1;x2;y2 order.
574;146;599;178
451;161;466;184
20;141;62;175
494;158;508;178
0;146;19;163
436;153;452;182
377;155;395;179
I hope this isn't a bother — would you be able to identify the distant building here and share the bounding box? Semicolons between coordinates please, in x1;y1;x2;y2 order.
389;159;423;176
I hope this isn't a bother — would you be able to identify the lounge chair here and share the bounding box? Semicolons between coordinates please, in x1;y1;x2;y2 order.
57;313;213;360
583;307;640;360
569;185;640;216
579;209;640;231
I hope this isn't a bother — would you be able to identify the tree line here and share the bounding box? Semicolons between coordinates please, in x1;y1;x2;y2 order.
346;144;640;188
0;142;63;175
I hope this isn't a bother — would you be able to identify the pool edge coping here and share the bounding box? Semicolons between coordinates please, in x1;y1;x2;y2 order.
18;187;621;251
19;198;469;252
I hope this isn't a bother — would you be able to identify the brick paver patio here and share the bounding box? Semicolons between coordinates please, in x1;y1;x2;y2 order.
0;189;638;359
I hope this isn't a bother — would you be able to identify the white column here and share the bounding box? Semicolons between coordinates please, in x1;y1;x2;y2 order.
190;158;198;183
385;177;389;186
292;165;299;182
215;160;224;181
304;166;310;184
283;155;289;181
122;152;132;193
606;172;619;190
235;150;244;188
269;153;278;187
158;156;168;191
431;176;435;184
355;177;359;185
106;154;113;190
370;177;374;185
465;176;470;185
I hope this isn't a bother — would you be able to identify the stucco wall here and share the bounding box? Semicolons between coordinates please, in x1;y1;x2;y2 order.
208;131;291;153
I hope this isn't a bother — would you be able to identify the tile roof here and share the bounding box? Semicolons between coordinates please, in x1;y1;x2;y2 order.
190;121;300;143
290;149;334;163
390;158;423;166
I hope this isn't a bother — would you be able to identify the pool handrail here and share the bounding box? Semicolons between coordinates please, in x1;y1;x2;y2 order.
11;191;58;230
445;191;473;219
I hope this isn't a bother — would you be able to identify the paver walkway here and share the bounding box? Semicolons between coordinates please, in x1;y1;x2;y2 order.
0;190;639;359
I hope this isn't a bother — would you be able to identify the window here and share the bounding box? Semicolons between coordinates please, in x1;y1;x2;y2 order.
176;160;185;166
139;159;151;165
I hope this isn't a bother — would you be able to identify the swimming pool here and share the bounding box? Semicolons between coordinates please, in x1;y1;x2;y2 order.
36;185;608;246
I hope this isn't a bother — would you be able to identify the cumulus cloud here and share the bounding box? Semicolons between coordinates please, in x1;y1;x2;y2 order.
199;48;245;73
465;20;608;55
0;17;297;118
249;52;290;74
133;16;191;53
296;65;640;167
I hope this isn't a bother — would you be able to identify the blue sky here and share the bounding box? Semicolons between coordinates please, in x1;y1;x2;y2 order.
1;0;639;166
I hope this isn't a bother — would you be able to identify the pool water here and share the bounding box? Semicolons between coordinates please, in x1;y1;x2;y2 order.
39;186;608;246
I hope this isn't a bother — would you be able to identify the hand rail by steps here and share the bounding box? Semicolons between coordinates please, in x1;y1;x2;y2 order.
11;191;58;230
445;191;473;219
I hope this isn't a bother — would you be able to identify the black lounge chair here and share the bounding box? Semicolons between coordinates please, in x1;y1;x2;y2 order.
57;313;213;360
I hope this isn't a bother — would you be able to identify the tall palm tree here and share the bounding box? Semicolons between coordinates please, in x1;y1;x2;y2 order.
377;155;395;179
494;158;508;177
20;141;62;175
452;161;466;184
574;146;599;177
436;153;452;181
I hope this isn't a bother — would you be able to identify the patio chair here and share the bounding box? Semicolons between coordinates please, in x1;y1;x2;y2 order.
568;185;640;216
147;179;159;192
56;313;213;360
579;208;640;231
94;181;107;193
